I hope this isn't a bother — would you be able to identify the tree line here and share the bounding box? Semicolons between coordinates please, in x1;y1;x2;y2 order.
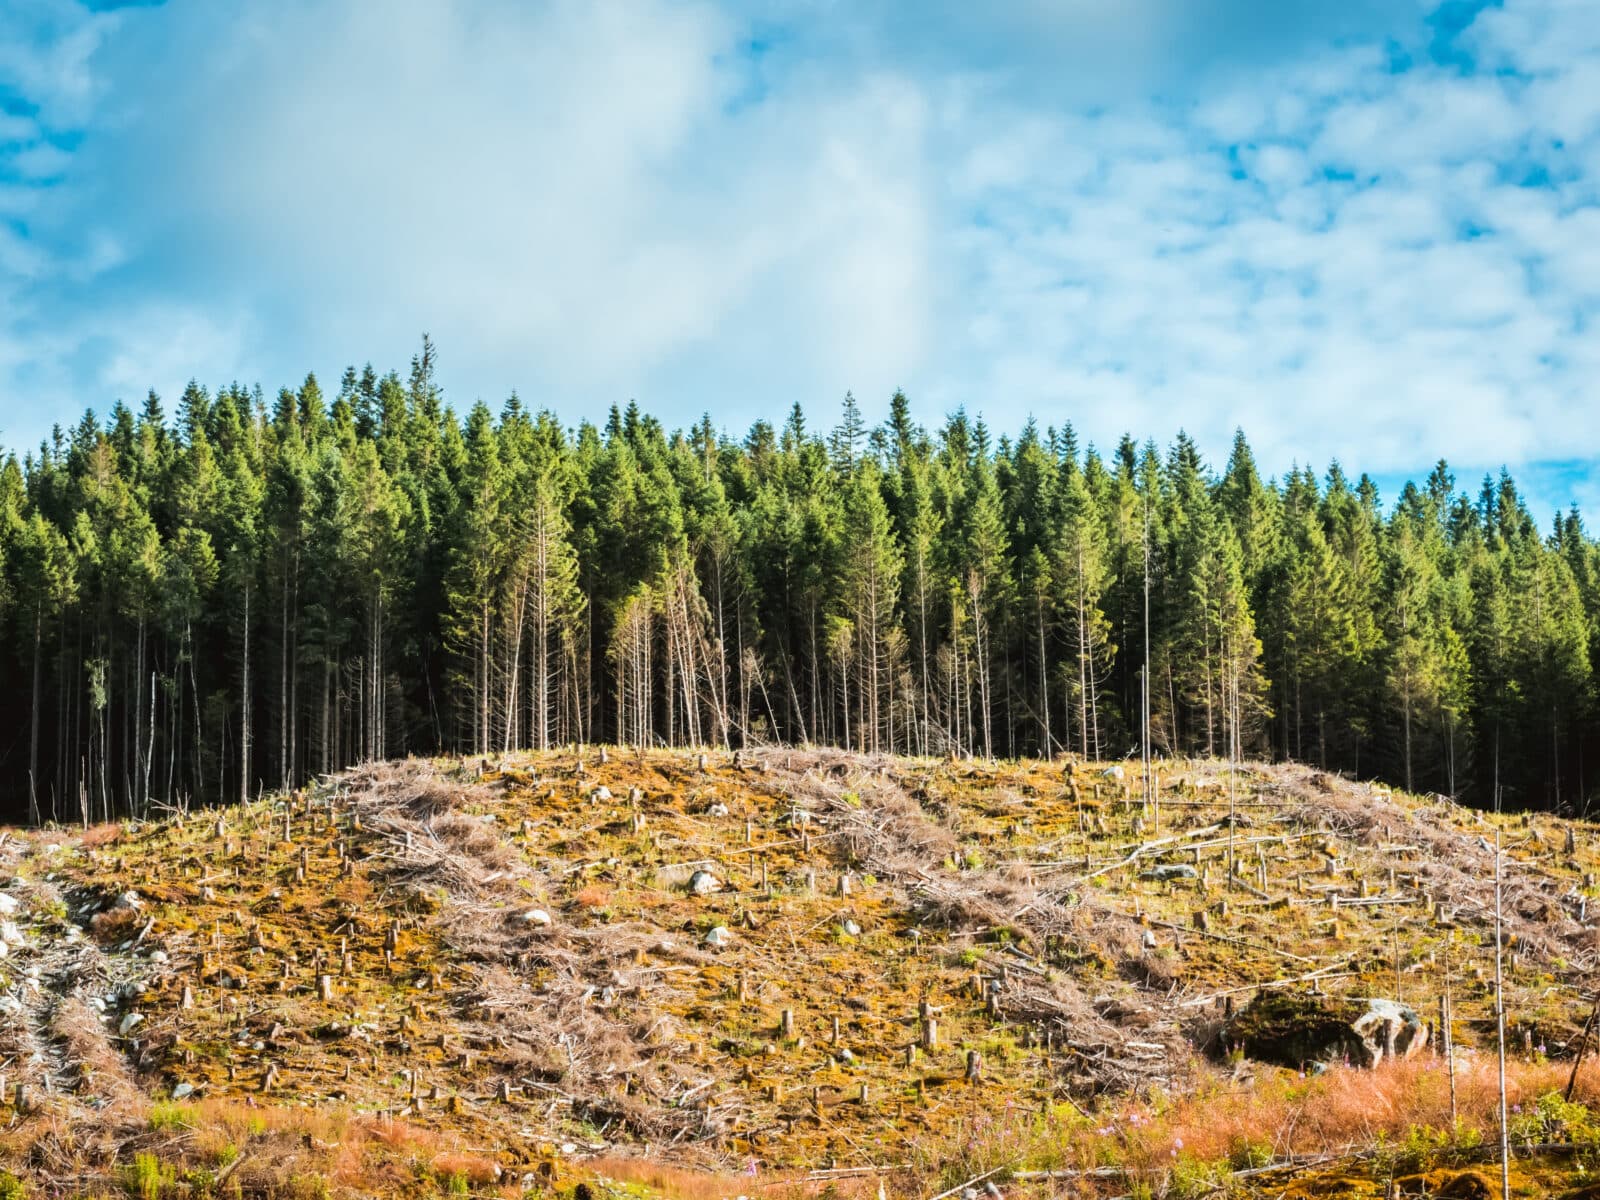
0;338;1593;822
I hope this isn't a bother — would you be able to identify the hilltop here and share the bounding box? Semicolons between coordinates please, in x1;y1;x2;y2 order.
0;750;1597;1199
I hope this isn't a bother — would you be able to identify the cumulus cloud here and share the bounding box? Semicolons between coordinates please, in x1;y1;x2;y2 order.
0;0;1597;517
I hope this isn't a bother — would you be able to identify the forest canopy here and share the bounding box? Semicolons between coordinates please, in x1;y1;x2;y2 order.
0;338;1592;822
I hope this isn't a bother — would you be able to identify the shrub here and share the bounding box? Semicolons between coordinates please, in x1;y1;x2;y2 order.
1510;1091;1600;1148
149;1100;197;1132
124;1153;174;1200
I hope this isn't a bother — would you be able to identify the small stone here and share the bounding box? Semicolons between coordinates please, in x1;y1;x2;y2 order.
703;925;733;949
839;919;862;937
118;1012;145;1036
171;1083;194;1100
707;803;731;818
589;786;613;802
0;894;20;916
521;909;553;927
148;950;169;964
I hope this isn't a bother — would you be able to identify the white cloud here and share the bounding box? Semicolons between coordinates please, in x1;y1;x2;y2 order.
0;0;1598;520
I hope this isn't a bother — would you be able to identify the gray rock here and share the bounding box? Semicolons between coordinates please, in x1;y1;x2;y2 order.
1139;864;1199;882
688;870;722;896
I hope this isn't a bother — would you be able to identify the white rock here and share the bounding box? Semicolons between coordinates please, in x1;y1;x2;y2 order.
116;891;143;911
118;1012;145;1036
0;996;21;1016
589;786;613;802
0;894;19;916
688;870;722;896
0;942;9;960
521;908;552;927
1102;765;1125;781
702;925;733;949
0;921;24;947
148;950;169;964
171;1083;194;1100
839;919;862;937
707;802;730;818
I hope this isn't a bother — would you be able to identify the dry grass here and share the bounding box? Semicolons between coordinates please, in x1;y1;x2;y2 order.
918;1053;1600;1190
586;1155;869;1200
79;822;123;849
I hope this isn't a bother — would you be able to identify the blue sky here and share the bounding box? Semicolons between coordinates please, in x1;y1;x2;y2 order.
2;0;1599;520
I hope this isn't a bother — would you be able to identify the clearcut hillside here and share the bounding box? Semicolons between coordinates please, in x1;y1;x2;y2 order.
0;749;1597;1199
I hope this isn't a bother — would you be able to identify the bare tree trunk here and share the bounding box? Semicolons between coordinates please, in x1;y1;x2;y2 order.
29;608;43;825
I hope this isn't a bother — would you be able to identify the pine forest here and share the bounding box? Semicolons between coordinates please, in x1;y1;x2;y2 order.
0;337;1593;824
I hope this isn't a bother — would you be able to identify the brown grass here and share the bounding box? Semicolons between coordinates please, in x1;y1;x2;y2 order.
87;904;143;944
921;1053;1600;1191
79;822;123;849
586;1156;867;1200
429;1150;503;1184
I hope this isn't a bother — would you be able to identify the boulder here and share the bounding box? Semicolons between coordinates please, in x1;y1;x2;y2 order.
688;870;722;896
1226;992;1429;1068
